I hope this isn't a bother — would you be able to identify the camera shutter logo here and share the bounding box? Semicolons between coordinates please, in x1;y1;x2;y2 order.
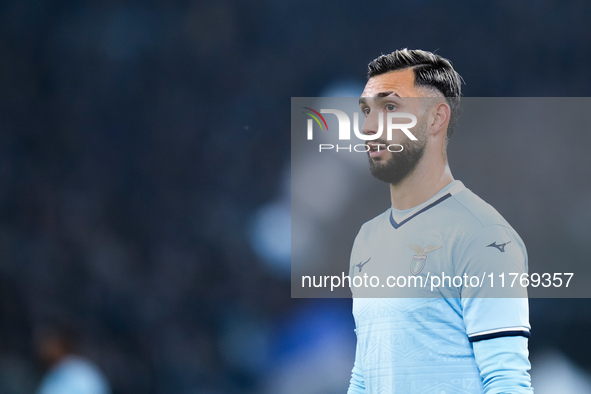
302;107;329;140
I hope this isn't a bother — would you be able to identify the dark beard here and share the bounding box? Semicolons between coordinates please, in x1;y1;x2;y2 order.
368;139;426;186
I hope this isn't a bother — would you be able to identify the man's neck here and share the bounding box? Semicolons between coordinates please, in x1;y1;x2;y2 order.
389;161;454;210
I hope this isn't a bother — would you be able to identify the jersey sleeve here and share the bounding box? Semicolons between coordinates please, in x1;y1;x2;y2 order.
455;224;530;340
348;226;367;393
348;229;363;279
455;224;533;392
348;223;370;297
472;336;533;393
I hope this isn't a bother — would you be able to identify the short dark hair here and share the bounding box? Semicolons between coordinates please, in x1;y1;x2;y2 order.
367;49;463;138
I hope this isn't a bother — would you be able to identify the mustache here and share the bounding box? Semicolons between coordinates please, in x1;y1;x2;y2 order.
366;138;389;144
365;139;390;147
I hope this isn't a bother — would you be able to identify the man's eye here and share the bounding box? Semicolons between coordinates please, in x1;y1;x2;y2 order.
386;104;397;111
362;107;370;116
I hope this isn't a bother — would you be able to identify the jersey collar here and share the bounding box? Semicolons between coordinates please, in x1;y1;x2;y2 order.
389;180;466;229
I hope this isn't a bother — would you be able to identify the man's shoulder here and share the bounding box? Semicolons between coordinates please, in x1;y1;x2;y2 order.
357;208;391;234
450;186;514;231
353;181;519;237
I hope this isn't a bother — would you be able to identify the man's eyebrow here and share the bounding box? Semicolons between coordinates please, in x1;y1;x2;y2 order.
359;91;400;105
377;91;398;98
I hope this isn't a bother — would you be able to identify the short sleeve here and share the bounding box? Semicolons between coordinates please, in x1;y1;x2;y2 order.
455;224;530;341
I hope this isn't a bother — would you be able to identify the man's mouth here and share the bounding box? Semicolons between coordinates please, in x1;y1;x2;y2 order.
367;142;387;158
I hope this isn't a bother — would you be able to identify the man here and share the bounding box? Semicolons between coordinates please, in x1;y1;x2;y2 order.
347;49;532;393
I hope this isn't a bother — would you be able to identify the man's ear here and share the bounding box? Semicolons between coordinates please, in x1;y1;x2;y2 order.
429;102;451;137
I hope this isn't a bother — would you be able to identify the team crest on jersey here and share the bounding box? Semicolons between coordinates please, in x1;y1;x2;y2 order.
408;244;442;275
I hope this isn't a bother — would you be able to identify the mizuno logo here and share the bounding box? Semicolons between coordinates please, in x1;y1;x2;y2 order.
356;257;371;272
487;241;511;253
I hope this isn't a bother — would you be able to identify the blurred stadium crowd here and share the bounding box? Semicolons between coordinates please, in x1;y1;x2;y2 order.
1;1;591;393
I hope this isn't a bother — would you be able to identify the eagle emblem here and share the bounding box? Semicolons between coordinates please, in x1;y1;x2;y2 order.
408;244;442;275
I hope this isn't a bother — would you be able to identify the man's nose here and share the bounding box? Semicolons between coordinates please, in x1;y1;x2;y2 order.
361;111;381;136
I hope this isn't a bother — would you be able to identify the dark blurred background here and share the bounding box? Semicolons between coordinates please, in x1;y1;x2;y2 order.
1;1;591;393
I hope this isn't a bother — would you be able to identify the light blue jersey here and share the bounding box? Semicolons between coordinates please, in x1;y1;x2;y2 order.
348;181;532;393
